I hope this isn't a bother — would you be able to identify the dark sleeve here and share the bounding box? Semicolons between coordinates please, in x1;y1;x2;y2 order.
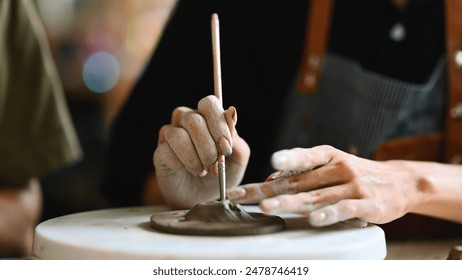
101;0;221;206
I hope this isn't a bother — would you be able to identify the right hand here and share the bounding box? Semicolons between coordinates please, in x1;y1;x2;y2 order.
153;95;250;209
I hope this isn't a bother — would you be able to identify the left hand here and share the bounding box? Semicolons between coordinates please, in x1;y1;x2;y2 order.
227;145;426;227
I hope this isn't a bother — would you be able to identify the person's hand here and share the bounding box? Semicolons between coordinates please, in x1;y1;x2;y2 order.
153;95;250;209
227;145;427;227
0;178;42;257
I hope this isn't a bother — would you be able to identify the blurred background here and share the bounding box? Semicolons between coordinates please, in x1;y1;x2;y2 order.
36;0;177;220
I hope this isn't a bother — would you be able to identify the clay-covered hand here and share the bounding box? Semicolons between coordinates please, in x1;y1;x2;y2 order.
227;145;426;227
153;95;250;209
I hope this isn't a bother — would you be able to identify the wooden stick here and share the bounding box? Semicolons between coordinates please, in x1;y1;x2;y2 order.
211;13;226;201
211;13;223;107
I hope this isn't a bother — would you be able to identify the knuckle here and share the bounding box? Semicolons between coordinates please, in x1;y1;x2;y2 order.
198;95;215;110
182;112;204;130
189;165;205;175
308;190;321;199
338;200;355;213
321;144;334;149
171;106;190;123
153;143;183;171
349;181;364;198
275;177;299;195
336;159;356;179
204;153;218;166
158;125;169;143
242;185;267;201
165;127;188;143
352;181;368;199
260;183;277;198
276;194;294;206
319;144;335;152
331;201;355;221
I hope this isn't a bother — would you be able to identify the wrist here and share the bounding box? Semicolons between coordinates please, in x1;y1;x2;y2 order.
389;160;462;223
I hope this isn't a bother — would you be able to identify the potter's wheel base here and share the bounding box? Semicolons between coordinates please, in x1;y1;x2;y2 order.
33;205;387;259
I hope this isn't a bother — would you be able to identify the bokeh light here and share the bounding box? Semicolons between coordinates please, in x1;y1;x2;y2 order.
37;0;178;121
82;51;120;93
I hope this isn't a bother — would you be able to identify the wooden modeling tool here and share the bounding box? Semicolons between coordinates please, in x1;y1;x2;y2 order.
211;13;226;201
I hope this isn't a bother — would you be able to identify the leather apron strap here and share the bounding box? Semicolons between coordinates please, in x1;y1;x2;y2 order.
444;0;462;164
379;0;462;239
297;0;462;163
297;0;334;94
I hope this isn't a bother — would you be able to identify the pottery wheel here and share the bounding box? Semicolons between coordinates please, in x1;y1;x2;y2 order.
33;205;387;259
150;200;285;236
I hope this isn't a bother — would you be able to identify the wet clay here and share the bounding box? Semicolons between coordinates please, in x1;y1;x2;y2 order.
150;200;285;236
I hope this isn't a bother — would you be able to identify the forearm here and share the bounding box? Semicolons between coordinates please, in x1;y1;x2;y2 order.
394;160;462;223
0;178;42;257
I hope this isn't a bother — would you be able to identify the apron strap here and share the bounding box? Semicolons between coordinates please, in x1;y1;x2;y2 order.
297;0;334;94
297;0;462;163
444;0;462;163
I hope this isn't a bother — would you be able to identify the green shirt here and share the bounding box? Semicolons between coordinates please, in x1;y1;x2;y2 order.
0;0;81;185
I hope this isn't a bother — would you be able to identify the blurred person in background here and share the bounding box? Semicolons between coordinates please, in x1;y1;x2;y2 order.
0;0;81;257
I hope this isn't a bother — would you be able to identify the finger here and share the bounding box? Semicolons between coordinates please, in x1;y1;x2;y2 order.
227;173;309;204
171;106;194;127
270;168;343;190
226;182;274;204
180;110;218;173
223;106;251;170
259;193;318;213
258;192;367;228
228;165;348;203
163;125;206;176
308;199;372;227
224;106;237;137
271;145;347;171
259;183;358;214
226;178;302;204
153;142;184;175
265;171;283;182
224;133;251;181
198;95;232;156
158;125;169;145
342;218;368;228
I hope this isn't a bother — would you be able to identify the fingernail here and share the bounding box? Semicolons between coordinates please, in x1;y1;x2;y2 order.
228;106;237;123
271;153;287;169
269;170;284;180
261;198;280;211
218;136;232;156
227;187;246;200
197;169;207;177
209;164;218;176
309;211;327;226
